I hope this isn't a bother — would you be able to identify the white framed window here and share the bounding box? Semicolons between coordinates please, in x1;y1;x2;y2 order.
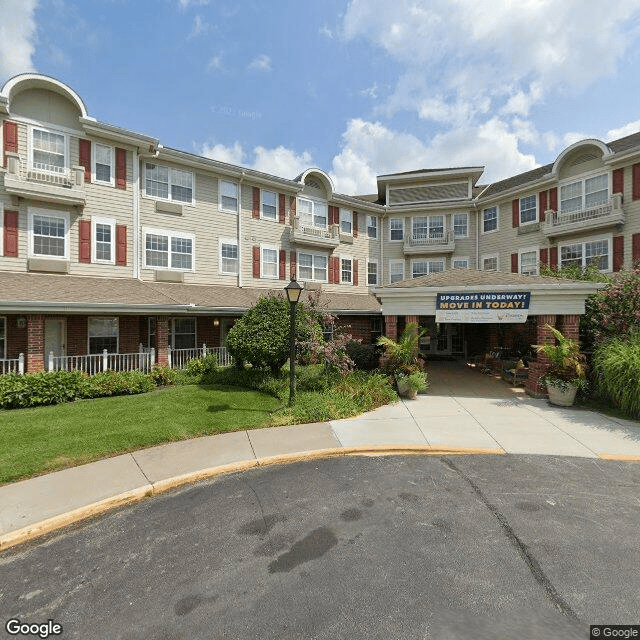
412;259;444;278
30;126;67;174
340;209;353;235
261;244;279;279
412;215;444;239
219;239;238;274
453;213;468;238
171;318;196;350
298;251;328;282
143;228;195;271
92;143;114;185
0;316;6;359
367;259;378;285
482;253;499;271
559;236;611;272
322;323;334;342
452;257;469;269
389;259;404;284
520;195;537;225
92;217;115;264
298;197;327;229
88;317;119;354
519;247;539;276
560;173;608;214
340;257;353;284
389;217;404;241
482;207;498;233
219;180;238;212
28;209;69;259
367;215;378;239
261;190;278;220
145;164;194;204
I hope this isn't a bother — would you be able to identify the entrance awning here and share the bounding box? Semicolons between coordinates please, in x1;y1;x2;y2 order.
373;270;604;318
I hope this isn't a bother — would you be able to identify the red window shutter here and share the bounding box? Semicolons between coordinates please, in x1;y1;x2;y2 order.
353;212;358;238
329;206;338;226
632;233;640;266
512;199;519;228
252;187;260;218
290;196;296;224
549;187;558;211
613;235;624;272
540;248;548;268
116;225;127;266
633;164;640;201
3;210;18;257
78;219;91;263
550;247;558;270
3;121;17;167
353;259;358;286
115;148;126;189
511;253;518;273
328;257;335;283
613;168;624;196
290;251;297;279
252;246;260;277
279;193;286;224
279;249;286;280
79;139;91;182
539;191;547;222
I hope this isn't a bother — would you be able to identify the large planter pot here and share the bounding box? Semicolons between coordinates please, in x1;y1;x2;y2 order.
396;378;417;400
546;379;578;407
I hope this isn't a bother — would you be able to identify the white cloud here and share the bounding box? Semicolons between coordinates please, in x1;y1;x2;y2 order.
178;0;210;8
563;131;593;147
188;15;209;38
606;119;640;140
207;55;223;72
319;25;334;39
248;54;271;72
0;0;38;81
330;118;538;194
200;142;312;179
360;82;378;99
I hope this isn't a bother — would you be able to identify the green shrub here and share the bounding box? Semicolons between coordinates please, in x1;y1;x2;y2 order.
592;333;640;419
345;341;382;371
149;364;179;386
333;371;398;412
82;370;155;399
203;365;288;399
296;365;331;392
185;354;219;380
0;370;86;409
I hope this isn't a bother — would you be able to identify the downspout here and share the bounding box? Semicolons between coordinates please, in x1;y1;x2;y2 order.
381;204;388;285
238;170;246;288
474;201;479;270
132;148;139;279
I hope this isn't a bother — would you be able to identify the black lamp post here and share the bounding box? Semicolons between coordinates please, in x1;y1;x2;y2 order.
284;279;303;406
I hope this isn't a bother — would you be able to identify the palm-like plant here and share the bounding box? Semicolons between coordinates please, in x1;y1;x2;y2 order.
533;324;586;388
377;322;425;367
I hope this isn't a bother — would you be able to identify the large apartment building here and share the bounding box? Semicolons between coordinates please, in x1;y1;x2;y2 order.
0;74;637;394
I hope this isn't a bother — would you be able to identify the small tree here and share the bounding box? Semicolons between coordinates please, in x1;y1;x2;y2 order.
226;294;317;375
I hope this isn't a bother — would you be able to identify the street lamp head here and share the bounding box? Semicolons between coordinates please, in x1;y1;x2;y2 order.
284;278;303;304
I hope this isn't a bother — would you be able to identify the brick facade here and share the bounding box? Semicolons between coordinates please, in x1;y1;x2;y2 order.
156;317;169;366
384;315;398;342
334;315;376;344
525;315;557;398
27;314;44;372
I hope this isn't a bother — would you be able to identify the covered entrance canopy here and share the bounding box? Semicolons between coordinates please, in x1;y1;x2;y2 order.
373;270;603;397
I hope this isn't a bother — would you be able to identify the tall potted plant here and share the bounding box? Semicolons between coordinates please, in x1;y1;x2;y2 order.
533;324;587;407
378;322;428;399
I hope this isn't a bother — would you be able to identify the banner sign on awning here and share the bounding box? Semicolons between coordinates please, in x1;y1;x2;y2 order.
435;292;531;323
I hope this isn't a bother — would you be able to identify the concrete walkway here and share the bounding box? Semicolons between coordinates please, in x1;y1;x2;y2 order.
1;361;639;551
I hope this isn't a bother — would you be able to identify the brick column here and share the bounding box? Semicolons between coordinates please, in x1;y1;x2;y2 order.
559;314;580;342
526;314;556;398
27;314;45;372
384;315;398;342
156;316;169;366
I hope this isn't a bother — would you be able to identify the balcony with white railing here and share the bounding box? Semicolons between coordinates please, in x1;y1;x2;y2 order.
290;217;340;249
403;230;456;255
542;194;625;239
3;152;86;206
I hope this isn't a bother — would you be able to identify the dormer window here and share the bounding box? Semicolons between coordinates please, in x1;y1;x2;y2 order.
560;174;608;214
31;127;66;174
298;197;327;229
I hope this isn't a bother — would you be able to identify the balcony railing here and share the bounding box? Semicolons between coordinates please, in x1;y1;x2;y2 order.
168;345;233;369
403;230;456;254
4;152;86;206
0;354;24;375
290;217;340;248
543;195;624;238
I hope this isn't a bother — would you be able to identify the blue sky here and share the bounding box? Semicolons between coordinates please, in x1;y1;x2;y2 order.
2;0;640;195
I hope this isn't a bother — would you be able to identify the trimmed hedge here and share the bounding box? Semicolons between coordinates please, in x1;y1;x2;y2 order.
0;371;86;409
82;370;155;399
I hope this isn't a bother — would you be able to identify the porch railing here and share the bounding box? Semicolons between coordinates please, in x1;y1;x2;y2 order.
0;354;24;375
168;345;233;369
48;349;155;375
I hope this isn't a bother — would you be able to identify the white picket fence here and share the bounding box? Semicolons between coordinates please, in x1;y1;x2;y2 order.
0;354;24;375
48;349;155;375
168;345;233;369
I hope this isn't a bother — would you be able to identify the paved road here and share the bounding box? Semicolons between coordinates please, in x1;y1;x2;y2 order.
1;454;639;640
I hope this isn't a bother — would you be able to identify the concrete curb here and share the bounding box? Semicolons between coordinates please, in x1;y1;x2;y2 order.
0;446;505;553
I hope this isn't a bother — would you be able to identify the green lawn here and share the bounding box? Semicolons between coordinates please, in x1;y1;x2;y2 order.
0;385;279;485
